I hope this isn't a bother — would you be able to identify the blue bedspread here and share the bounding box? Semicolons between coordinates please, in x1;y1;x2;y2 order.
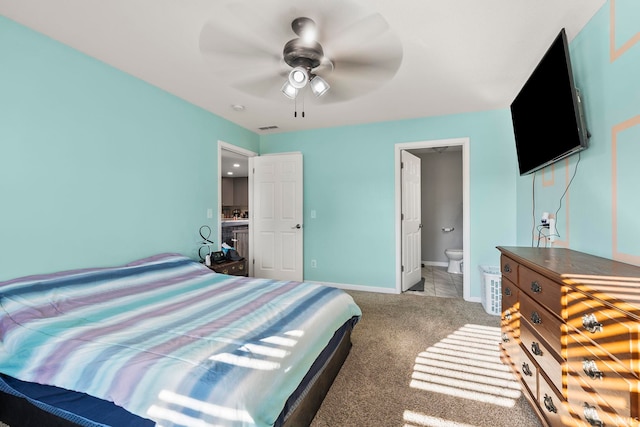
0;253;361;426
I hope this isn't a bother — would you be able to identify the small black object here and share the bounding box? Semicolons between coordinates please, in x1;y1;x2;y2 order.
225;249;244;261
211;251;226;264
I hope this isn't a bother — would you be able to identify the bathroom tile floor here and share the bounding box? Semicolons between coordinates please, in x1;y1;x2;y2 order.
408;265;463;298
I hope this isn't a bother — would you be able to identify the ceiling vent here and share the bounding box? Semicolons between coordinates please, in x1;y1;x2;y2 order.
258;125;279;131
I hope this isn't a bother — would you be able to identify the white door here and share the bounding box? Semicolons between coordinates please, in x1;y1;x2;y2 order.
251;153;303;281
401;151;422;291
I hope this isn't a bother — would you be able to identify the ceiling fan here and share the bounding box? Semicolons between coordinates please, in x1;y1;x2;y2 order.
198;0;403;104
280;17;332;99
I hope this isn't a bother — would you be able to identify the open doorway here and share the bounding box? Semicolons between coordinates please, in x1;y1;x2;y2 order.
394;138;470;300
218;141;256;271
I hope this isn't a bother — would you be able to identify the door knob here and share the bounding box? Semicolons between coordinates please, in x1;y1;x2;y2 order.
292;224;301;229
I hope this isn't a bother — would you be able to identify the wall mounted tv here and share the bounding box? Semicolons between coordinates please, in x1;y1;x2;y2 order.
510;28;589;176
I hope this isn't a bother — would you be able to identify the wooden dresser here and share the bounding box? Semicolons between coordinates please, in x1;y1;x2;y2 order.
497;246;640;427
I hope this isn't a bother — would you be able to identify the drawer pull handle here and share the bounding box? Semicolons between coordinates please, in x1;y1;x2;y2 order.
501;333;510;343
583;403;604;427
582;359;604;380
530;281;542;293
582;313;603;334
503;264;512;273
543;394;557;413
505;310;512;321
522;362;532;377
531;342;543;356
504;287;512;296
531;311;542;325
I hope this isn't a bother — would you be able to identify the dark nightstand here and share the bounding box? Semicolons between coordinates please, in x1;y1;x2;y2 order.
206;259;248;276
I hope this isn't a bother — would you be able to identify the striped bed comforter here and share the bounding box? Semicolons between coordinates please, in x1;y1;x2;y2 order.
0;253;361;426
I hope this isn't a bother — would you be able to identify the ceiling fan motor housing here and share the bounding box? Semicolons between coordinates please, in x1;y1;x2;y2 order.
283;38;324;70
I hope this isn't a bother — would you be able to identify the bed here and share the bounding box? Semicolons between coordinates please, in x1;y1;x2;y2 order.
0;253;361;426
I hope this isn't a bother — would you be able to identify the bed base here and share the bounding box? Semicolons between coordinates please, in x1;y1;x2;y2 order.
0;329;353;427
282;327;352;427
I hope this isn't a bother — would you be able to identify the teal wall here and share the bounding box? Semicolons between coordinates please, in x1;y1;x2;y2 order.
0;17;259;280
0;15;520;297
10;3;629;296
515;1;640;267
261;110;518;296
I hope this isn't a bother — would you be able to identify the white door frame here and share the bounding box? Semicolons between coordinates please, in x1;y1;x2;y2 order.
217;141;257;273
394;137;471;300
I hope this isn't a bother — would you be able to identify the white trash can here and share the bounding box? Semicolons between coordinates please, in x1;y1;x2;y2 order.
479;265;502;316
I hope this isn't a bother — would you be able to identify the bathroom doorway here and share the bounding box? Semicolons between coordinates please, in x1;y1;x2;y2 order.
394;138;470;300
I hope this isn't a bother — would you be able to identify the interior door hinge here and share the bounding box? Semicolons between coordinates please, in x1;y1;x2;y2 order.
401;265;404;272
401;162;404;169
401;213;404;220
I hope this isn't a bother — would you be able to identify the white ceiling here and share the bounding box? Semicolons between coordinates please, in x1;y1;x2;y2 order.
0;0;605;134
221;149;250;178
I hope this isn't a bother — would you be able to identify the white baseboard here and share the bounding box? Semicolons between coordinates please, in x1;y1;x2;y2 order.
308;281;400;294
311;280;483;304
422;261;448;268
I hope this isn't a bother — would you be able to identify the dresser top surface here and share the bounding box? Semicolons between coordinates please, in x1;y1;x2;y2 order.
498;246;640;316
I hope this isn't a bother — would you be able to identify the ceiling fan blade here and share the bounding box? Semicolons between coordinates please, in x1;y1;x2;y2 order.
332;38;403;72
231;73;289;99
225;0;369;43
318;71;385;103
224;1;294;43
199;19;286;81
199;21;280;60
323;13;391;54
316;29;402;102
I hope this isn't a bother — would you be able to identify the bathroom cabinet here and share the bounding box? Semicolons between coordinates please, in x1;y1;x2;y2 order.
221;177;248;207
497;246;640;427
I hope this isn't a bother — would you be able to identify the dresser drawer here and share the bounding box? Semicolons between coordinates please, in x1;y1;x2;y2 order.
520;292;563;356
539;373;575;427
501;328;520;365
515;343;538;399
520;320;563;393
565;290;639;373
567;372;636;427
502;278;520;335
519;265;563;316
566;331;636;418
501;255;518;284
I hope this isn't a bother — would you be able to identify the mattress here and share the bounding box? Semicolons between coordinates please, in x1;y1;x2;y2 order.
0;253;361;426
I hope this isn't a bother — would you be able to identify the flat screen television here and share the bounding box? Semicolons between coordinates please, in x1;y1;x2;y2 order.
510;28;589;176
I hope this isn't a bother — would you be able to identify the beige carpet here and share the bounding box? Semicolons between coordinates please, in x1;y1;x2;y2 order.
311;290;542;427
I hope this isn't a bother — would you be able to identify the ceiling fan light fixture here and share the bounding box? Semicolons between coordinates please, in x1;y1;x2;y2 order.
310;74;330;97
288;66;309;89
281;81;299;99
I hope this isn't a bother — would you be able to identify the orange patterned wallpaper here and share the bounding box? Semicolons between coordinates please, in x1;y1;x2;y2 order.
610;0;639;263
610;0;640;62
611;115;640;264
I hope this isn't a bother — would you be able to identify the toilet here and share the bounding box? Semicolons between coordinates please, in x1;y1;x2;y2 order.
444;249;463;274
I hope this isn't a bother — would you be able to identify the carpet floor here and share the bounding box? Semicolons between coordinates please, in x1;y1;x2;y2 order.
311;291;542;427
